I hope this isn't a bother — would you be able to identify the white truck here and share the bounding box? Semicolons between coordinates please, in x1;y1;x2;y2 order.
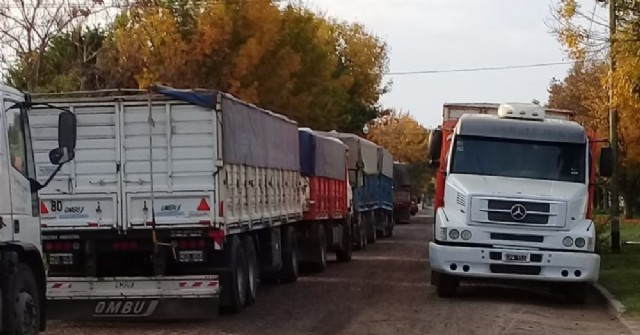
427;103;613;303
0;83;76;333
29;86;354;320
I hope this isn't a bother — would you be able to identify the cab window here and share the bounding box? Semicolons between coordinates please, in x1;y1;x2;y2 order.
6;108;27;177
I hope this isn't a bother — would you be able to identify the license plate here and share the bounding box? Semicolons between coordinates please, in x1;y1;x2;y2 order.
49;253;73;265
503;253;529;263
179;250;204;263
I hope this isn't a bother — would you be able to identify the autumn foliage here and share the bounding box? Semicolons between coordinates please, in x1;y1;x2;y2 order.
549;0;640;216
366;110;433;194
366;110;429;165
3;0;390;133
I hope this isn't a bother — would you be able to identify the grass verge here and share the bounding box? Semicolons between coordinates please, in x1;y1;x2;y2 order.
597;217;640;315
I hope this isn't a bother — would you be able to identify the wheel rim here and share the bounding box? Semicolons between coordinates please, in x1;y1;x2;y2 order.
16;291;37;335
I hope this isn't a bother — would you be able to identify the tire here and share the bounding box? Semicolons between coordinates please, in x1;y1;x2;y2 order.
353;217;365;251
362;221;368;249
436;272;459;298
336;219;353;262
384;214;393;238
430;270;439;286
3;264;41;335
222;236;247;313
367;214;377;244
376;214;385;239
310;224;328;273
279;226;299;283
243;236;258;306
564;283;588;304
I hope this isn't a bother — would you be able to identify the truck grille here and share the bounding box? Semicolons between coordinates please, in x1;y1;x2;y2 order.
486;200;550;224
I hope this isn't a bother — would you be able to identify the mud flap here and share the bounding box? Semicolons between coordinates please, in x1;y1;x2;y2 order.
47;297;219;320
46;275;220;320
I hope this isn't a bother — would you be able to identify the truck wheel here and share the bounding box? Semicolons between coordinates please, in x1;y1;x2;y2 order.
4;264;40;335
362;221;368;249
310;224;328;273
367;214;377;244
223;236;247;313
436;273;459;298
376;212;384;239
564;283;587;304
384;214;393;238
279;226;299;283
430;270;439;286
336;219;352;262
243;236;258;306
353;217;365;251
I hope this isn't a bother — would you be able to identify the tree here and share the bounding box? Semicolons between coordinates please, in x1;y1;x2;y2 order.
7;27;110;92
4;0;391;134
366;109;429;164
366;109;433;193
0;0;111;90
549;0;640;218
79;0;389;132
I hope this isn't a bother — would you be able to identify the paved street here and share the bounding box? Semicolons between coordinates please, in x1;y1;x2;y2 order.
47;212;629;335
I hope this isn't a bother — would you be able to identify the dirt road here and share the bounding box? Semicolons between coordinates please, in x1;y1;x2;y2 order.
46;212;630;335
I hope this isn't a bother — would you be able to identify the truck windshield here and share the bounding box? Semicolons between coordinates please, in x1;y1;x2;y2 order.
450;135;586;183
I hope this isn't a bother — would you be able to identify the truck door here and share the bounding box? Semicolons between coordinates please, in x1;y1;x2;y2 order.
30;102;121;229
3;98;39;247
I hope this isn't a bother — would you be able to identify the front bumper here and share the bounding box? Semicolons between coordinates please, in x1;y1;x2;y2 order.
47;275;220;320
429;242;600;282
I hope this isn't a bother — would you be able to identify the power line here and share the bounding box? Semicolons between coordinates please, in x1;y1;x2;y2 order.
384;61;576;76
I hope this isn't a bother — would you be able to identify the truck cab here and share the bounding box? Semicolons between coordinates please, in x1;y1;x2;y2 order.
427;102;613;303
0;83;76;333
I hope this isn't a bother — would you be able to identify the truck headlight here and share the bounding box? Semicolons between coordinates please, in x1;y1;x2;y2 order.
575;237;586;248
461;230;472;240
449;229;460;240
562;236;574;247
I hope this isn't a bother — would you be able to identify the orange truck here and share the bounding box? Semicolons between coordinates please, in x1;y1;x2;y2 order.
427;102;612;303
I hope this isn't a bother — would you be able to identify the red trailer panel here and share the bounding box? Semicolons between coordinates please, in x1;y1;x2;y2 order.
304;175;348;220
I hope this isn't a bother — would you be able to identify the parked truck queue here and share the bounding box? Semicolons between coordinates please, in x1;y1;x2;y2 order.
4;80;611;333
22;85;398;322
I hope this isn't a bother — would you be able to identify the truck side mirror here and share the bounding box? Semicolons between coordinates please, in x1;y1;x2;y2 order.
49;111;76;165
427;128;443;167
599;146;614;178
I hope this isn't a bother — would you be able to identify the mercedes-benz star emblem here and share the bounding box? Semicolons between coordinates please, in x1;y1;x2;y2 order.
510;204;527;221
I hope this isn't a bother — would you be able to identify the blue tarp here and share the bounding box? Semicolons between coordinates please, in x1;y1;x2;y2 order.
153;85;216;109
298;128;347;180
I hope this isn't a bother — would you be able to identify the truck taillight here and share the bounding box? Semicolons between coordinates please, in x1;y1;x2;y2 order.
112;241;139;251
179;239;206;249
45;241;80;252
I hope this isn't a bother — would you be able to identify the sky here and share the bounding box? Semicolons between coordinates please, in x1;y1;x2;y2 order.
308;0;607;128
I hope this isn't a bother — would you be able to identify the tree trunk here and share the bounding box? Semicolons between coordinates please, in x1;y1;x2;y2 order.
623;192;635;219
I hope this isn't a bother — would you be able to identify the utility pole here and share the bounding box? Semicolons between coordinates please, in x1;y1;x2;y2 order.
609;0;621;252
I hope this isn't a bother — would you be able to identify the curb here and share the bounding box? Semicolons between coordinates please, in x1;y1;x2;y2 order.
592;283;640;335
